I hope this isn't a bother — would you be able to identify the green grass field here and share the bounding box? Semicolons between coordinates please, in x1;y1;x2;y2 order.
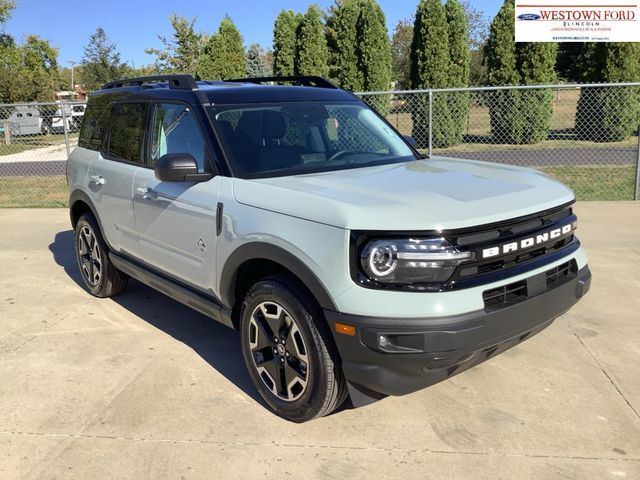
0;176;68;208
0;133;78;157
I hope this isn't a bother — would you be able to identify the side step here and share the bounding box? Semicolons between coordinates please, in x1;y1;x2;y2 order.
109;252;234;329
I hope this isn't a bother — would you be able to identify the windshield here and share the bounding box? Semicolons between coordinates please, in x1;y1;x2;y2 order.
208;101;415;178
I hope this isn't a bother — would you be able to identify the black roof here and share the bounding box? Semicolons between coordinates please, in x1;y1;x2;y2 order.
94;75;358;104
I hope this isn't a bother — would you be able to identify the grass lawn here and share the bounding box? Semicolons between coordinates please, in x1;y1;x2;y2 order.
0;133;78;156
541;165;636;201
0;176;68;207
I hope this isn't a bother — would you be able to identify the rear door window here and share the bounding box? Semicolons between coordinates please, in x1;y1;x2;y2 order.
106;102;148;164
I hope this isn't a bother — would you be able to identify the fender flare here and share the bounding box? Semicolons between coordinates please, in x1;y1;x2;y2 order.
219;242;337;312
68;190;112;247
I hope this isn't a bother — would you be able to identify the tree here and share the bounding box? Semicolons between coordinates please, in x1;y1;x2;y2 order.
0;0;14;24
462;1;489;86
296;5;329;77
246;44;272;77
196;17;246;80
145;15;204;74
356;0;391;92
326;0;362;90
575;43;640;142
81;27;127;91
391;19;413;90
555;43;584;82
273;10;302;76
484;0;556;144
445;0;470;144
410;0;453;147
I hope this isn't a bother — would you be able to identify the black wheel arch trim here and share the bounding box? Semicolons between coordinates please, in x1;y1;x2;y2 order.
219;242;337;312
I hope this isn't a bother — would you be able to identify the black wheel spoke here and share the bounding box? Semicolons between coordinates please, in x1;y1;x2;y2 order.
248;301;310;402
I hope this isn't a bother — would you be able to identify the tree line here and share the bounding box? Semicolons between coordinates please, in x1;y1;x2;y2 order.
0;0;638;144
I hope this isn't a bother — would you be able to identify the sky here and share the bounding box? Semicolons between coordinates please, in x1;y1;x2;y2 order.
2;0;501;67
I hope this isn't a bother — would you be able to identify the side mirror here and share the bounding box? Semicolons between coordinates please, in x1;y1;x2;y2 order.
403;135;418;149
154;153;213;182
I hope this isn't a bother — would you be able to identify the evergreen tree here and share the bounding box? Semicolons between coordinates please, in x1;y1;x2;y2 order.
246;44;272;77
196;17;246;80
575;43;640;142
391;19;413;90
326;0;362;90
410;0;453;147
296;5;329;77
485;0;556;144
145;15;204;74
445;0;470;145
81;27;127;91
273;10;301;76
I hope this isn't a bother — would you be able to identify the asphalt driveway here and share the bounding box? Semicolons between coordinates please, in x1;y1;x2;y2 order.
0;204;638;479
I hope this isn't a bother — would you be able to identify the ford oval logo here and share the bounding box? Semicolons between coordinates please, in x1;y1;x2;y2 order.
518;13;541;20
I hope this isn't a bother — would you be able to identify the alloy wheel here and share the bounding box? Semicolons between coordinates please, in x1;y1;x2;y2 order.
248;301;309;402
77;225;102;286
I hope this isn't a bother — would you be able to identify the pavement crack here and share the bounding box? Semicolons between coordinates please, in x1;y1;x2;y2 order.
0;298;95;361
1;429;640;463
574;331;640;424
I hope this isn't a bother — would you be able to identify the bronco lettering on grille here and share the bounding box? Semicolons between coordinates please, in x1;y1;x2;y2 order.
482;223;574;259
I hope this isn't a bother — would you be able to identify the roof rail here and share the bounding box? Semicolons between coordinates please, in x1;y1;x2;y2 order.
225;76;338;89
102;74;198;91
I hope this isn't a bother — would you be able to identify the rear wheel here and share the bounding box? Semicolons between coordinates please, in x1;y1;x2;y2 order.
74;213;128;298
240;277;347;422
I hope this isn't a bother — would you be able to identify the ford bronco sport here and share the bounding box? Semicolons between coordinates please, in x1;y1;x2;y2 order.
67;74;591;422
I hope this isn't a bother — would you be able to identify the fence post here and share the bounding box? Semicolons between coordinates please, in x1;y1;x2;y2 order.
61;103;71;157
428;89;433;156
634;124;640;201
2;119;9;145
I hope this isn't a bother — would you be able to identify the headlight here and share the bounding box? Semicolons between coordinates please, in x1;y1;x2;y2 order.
360;238;473;285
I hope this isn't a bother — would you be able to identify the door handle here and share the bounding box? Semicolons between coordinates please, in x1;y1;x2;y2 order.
136;186;157;200
89;174;105;185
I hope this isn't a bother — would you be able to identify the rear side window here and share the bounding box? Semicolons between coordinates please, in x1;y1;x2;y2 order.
78;96;114;151
106;103;148;164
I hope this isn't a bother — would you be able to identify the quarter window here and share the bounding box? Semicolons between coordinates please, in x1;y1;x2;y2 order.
106;102;147;163
150;103;206;171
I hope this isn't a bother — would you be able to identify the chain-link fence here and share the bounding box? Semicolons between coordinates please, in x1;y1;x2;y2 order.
359;83;640;201
0;84;639;207
0;101;85;207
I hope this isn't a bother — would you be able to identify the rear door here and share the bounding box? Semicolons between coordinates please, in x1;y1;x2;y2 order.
132;102;220;293
87;101;148;256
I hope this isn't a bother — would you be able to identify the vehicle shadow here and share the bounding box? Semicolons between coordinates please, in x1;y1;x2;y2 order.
48;229;263;406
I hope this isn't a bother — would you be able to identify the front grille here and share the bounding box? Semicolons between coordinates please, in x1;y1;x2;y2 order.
482;280;528;311
482;259;578;310
447;202;578;288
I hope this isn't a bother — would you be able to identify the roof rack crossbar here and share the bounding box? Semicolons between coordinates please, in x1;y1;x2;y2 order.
225;76;338;89
102;74;198;91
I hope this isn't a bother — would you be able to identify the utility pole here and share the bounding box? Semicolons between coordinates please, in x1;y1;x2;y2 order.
68;60;77;96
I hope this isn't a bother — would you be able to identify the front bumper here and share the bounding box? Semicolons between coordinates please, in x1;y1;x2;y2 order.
326;265;591;398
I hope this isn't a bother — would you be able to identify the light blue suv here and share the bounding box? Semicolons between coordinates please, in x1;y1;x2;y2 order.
67;74;591;422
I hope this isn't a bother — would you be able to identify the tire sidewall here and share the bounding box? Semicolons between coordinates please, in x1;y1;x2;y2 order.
240;280;333;422
74;214;110;297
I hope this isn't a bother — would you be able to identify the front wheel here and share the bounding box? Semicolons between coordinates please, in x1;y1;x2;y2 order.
240;277;347;422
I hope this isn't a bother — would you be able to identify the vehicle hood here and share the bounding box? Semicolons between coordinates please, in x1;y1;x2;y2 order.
232;157;575;230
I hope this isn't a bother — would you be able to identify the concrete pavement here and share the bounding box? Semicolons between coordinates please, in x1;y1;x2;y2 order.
0;204;639;479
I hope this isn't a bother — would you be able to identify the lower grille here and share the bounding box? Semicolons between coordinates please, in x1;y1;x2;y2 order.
483;259;578;310
483;280;528;311
546;260;578;288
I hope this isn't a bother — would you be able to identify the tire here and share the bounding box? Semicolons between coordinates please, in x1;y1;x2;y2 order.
74;213;128;298
239;276;348;422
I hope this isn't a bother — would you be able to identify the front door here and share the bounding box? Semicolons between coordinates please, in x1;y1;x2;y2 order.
132;102;220;294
